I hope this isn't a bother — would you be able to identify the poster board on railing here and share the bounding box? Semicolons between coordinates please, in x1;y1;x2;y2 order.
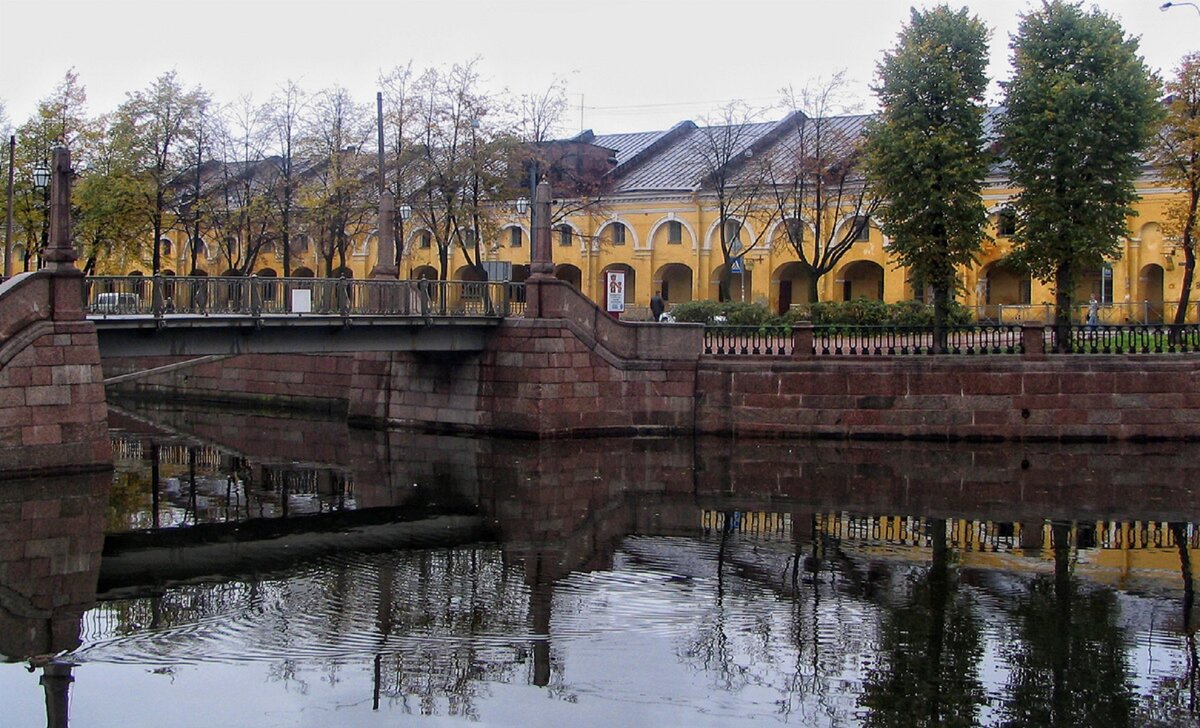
291;288;311;314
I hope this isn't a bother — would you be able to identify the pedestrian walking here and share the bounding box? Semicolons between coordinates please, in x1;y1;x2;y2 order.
1087;295;1099;328
650;291;665;322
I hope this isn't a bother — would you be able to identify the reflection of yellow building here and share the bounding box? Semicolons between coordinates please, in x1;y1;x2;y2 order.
712;510;1200;593
131;114;1194;324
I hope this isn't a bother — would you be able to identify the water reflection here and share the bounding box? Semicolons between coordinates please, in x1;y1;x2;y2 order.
0;471;109;728
0;400;1198;726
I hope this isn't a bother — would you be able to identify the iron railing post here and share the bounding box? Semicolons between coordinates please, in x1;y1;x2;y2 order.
151;274;164;321
250;274;262;321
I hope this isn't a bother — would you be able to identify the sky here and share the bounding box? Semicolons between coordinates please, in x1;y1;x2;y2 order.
1;0;1197;137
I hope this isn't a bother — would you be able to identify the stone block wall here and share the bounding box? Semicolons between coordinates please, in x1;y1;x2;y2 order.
0;273;110;477
695;356;1200;441
346;279;705;437
105;352;362;414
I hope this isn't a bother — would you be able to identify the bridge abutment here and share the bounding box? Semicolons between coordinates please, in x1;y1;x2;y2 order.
0;272;111;477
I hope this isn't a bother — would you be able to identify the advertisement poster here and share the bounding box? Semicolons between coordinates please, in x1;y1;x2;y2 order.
606;271;625;313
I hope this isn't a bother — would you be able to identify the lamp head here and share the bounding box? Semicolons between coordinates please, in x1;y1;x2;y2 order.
32;162;50;190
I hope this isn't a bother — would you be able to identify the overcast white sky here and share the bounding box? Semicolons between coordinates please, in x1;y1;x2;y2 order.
1;0;1197;136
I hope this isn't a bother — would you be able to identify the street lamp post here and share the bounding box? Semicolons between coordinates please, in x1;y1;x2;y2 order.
32;160;51;272
1160;1;1200;15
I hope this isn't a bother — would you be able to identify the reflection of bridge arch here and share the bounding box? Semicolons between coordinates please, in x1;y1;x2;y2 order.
653;263;693;303
835;260;884;301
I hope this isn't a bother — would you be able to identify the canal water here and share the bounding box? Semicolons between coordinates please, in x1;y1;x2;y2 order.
1;400;1197;726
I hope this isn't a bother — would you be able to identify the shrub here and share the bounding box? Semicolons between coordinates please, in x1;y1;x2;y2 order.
669;300;724;323
782;298;974;327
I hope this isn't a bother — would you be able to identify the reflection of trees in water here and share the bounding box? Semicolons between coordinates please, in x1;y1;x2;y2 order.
1134;522;1199;727
81;548;540;717
669;516;868;724
858;519;986;728
999;523;1134;727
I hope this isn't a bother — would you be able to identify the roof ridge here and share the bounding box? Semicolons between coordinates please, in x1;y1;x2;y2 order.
608;120;698;181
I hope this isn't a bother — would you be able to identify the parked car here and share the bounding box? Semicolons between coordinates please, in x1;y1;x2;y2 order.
91;292;141;314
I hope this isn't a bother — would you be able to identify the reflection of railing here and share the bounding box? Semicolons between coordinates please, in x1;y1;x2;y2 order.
83;276;521;319
703;511;1200;552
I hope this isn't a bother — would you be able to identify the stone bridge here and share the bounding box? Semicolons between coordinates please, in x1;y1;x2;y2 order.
5;162;1200;478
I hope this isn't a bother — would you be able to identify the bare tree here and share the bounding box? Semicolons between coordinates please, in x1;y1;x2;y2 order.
209;96;278;275
380;64;417;268
764;75;882;302
267;80;308;277
408;61;511;281
692;102;776;301
298;86;373;277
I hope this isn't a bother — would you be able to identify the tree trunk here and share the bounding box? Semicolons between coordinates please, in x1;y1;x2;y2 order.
1171;193;1197;329
932;285;949;354
1054;261;1073;353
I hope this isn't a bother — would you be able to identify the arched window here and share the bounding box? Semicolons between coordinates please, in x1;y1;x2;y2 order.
851;216;870;242
509;227;523;247
610;222;627;245
160;237;173;257
667;220;683;244
997;208;1017;237
557;225;573;247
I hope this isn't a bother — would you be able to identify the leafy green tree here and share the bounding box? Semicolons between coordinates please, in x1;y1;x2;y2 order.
1001;1;1159;349
865;6;991;351
1152;53;1200;328
111;71;209;274
74;115;146;274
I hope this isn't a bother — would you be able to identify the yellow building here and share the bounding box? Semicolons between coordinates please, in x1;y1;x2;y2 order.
142;113;1193;325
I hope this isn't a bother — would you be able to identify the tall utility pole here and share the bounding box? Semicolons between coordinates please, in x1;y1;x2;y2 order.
4;135;13;277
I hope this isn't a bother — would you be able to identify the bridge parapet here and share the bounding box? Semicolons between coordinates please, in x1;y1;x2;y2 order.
84;275;525;319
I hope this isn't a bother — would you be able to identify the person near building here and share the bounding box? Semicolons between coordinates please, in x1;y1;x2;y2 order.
650;291;665;322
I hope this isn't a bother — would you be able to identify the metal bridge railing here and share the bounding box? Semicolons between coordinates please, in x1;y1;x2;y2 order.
1060;323;1200;354
82;276;524;319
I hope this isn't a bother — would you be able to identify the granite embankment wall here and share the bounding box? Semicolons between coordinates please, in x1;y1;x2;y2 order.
0;272;111;477
101;279;1200;442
